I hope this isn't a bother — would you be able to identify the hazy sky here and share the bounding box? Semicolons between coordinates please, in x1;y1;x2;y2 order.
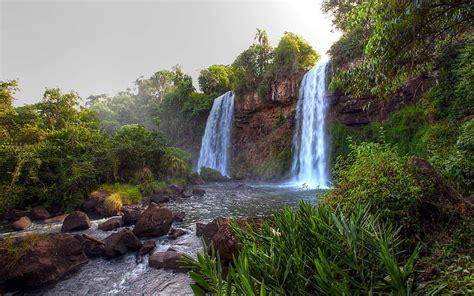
1;0;340;105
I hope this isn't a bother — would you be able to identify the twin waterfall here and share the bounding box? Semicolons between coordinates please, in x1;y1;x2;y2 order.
290;61;330;189
197;91;235;177
197;61;330;188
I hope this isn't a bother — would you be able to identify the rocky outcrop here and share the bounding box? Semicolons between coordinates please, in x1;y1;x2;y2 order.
132;206;173;238
11;216;32;231
192;189;206;197
0;234;88;288
149;251;185;271
232;73;303;180
327;77;434;127
61;211;91;232
98;217;123;231
104;229;142;258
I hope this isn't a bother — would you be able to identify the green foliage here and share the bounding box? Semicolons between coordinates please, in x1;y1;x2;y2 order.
99;183;142;204
324;142;423;237
198;64;233;97
271;32;319;77
184;203;418;295
324;0;472;97
231;30;319;99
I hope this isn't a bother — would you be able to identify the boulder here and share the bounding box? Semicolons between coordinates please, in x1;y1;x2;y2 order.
149;251;185;271
122;207;143;226
0;234;88;288
139;240;156;256
192;188;206;197
199;217;269;263
43;214;68;224
133;206;173;238
61;211;91;232
196;222;206;237
74;234;105;258
189;173;205;185
104;229;142;258
173;211;185;222
168;228;187;240
30;207;51;220
169;184;185;195
81;199;97;213
150;194;170;204
199;167;229;182
11;216;32;231
98;217;123;231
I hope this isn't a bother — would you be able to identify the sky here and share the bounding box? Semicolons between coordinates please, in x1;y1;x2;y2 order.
0;0;340;105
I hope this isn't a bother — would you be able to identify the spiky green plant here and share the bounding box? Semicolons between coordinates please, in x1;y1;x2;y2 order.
183;202;418;295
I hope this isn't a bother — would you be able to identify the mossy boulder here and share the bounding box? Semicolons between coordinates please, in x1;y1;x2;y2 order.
199;167;229;181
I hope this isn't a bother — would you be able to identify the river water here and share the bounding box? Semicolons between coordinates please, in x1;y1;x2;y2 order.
8;182;320;296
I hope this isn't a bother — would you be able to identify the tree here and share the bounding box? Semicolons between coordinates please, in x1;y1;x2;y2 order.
323;0;473;97
198;64;233;96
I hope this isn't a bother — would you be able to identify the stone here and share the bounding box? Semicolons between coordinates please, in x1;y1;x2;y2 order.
196;222;206;237
81;199;97;213
43;214;68;224
0;234;88;288
30;207;51;220
139;240;156;256
169;184;185;194
168;228;187;239
104;229;142;258
150;194;170;204
122;207;143;226
11;216;32;231
61;211;91;232
192;188;206;197
173;211;185;222
149;251;185;271
189;174;205;185
133;206;173;238
74;235;105;258
98;217;123;231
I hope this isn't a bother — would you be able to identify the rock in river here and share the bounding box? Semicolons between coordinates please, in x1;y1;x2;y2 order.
149;251;185;271
0;234;88;288
11;216;32;231
61;211;91;232
133;206;173;238
104;229;142;258
98;217;123;231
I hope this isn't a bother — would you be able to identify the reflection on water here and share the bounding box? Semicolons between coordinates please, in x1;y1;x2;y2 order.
18;182;322;295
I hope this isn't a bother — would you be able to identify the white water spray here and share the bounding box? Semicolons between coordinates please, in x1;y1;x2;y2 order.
197;91;235;177
290;61;330;188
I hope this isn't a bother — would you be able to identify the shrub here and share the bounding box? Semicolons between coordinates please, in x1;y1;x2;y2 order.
100;183;142;204
324;142;423;237
184;202;418;295
103;193;123;215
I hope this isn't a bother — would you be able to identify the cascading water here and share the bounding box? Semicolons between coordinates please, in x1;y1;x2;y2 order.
290;61;330;189
197;91;234;177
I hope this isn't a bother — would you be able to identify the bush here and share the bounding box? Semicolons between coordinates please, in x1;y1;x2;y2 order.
184;202;418;295
99;183;142;204
324;142;423;237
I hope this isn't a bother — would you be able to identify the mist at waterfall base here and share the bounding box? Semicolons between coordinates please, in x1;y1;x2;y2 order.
197;91;235;177
289;61;330;189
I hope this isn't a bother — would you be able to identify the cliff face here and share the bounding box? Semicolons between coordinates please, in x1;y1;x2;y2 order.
327;77;434;126
231;73;304;180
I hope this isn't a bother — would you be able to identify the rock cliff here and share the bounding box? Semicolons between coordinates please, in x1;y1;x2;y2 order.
231;72;304;180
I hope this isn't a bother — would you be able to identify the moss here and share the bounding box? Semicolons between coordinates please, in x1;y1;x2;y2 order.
200;167;228;181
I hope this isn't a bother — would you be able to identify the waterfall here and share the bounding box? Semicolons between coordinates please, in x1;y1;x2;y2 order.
290;61;330;189
197;91;235;177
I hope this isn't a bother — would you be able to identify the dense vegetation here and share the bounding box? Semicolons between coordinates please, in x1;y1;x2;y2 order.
0;84;190;213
